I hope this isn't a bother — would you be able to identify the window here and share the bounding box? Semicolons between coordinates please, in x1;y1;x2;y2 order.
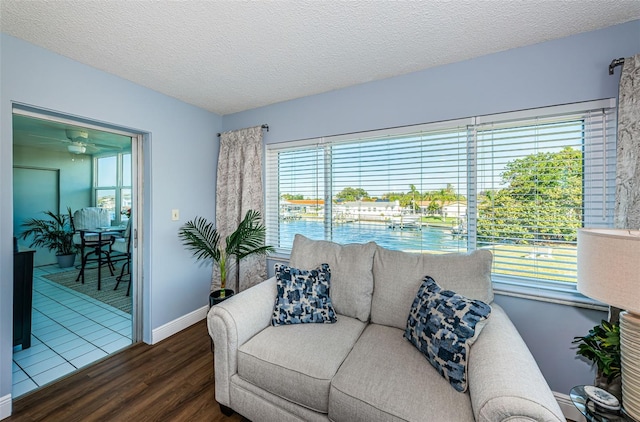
265;99;616;291
474;106;616;287
94;153;132;224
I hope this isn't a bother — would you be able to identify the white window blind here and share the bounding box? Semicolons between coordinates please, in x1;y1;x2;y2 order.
265;99;616;290
475;106;616;287
266;120;472;255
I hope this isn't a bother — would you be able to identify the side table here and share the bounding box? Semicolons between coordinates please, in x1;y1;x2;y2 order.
570;385;635;422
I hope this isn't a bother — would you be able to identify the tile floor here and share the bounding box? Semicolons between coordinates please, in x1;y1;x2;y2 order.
12;264;132;398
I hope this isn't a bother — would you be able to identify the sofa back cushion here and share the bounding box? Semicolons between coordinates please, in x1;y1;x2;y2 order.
371;246;493;329
288;234;377;322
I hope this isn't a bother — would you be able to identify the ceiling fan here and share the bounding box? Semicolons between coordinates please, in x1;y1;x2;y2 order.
14;114;130;155
26;128;100;154
64;129;98;154
18;117;129;155
61;129;97;155
67;142;88;154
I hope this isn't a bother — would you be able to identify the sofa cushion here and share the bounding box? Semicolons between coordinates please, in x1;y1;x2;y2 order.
405;276;491;392
272;263;337;326
371;246;493;329
288;234;376;322
330;324;475;422
238;314;366;413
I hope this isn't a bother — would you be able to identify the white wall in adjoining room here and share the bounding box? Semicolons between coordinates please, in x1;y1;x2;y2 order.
12;145;92;265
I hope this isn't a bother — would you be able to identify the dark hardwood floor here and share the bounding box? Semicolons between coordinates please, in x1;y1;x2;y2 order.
7;320;244;422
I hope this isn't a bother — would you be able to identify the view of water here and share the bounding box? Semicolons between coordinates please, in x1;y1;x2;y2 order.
277;219;467;253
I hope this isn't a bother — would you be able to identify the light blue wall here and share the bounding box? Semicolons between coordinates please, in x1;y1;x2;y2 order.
494;295;605;395
224;20;639;144
0;34;222;401
1;19;638;406
230;20;640;395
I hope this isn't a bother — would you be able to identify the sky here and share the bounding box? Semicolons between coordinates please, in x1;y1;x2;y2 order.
276;119;583;200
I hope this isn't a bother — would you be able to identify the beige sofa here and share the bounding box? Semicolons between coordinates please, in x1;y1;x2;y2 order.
207;234;564;422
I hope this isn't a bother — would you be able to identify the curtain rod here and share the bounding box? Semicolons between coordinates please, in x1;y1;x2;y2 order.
217;124;269;137
609;58;625;75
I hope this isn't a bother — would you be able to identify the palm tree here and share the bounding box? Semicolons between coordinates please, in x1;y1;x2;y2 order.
178;209;274;298
409;184;418;213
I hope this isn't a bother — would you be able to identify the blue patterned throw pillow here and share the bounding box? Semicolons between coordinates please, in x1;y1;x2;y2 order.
404;276;491;392
271;263;337;326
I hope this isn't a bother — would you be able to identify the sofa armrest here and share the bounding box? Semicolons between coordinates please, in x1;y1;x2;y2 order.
207;276;276;406
468;304;565;422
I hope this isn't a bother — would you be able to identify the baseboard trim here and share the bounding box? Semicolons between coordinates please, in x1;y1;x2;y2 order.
151;305;208;344
0;393;12;420
555;391;585;422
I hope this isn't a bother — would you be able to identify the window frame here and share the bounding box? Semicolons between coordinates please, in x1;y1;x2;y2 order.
265;99;616;306
93;152;132;225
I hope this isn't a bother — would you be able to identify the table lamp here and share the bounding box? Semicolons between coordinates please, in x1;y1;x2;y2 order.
578;228;640;420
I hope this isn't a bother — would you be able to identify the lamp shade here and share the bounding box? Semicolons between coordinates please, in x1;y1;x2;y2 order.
577;228;640;313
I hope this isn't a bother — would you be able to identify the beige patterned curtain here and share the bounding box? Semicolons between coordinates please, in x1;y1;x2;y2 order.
615;53;640;230
214;126;266;292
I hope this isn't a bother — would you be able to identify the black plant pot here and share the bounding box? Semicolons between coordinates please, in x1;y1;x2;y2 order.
209;289;235;308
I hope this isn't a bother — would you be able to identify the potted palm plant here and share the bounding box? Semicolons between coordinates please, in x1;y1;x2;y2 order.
20;208;77;268
572;320;622;401
178;209;274;306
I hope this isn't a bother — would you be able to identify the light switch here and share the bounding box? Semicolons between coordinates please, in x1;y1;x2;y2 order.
171;209;180;221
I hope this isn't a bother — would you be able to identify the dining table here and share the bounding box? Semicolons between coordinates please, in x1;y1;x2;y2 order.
77;226;126;290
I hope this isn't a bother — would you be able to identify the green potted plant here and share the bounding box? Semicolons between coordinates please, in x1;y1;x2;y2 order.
20;208;77;268
178;209;274;306
572;319;622;400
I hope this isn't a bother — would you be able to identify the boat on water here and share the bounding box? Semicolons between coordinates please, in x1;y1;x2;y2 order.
333;212;357;223
450;217;468;236
450;225;467;235
388;214;422;230
282;211;302;221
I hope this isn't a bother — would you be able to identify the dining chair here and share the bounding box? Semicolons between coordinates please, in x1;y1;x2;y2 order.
71;207;115;286
111;218;132;296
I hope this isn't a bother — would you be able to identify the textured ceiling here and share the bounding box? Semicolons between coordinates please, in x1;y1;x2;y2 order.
2;1;640;116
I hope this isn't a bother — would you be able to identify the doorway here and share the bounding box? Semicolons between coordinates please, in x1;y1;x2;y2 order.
11;108;142;398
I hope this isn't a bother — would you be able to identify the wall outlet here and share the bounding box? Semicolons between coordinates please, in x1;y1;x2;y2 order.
171;209;179;221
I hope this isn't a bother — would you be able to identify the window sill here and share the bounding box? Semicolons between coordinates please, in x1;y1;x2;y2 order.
492;278;607;311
